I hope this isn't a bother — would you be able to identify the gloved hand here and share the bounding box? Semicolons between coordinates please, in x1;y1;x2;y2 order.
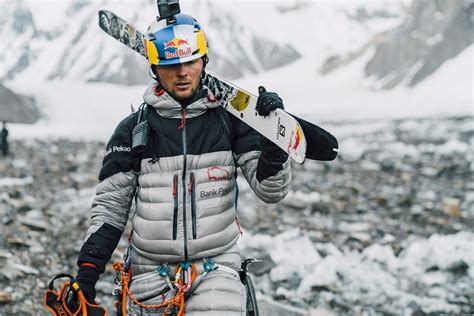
76;265;99;302
256;86;289;160
255;86;289;182
67;265;99;311
256;86;284;117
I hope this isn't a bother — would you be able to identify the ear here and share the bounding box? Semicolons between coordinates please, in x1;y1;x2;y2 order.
202;55;209;69
149;65;164;92
149;65;158;80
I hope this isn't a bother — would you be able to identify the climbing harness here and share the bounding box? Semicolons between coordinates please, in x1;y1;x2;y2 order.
44;273;107;316
113;260;198;316
112;255;251;316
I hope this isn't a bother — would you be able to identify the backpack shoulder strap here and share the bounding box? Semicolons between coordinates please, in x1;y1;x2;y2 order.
214;107;235;150
131;103;151;154
214;107;240;210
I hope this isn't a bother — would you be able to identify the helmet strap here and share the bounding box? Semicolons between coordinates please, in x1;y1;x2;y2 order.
200;70;206;89
202;55;209;68
149;66;158;81
200;55;209;88
149;66;166;94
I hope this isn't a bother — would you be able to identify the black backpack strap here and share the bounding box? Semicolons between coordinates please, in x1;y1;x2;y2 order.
214;107;235;151
214;107;240;210
131;103;151;155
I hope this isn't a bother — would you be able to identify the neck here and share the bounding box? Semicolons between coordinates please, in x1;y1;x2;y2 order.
177;87;207;108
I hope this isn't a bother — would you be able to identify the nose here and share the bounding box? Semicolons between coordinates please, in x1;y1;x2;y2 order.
176;63;189;77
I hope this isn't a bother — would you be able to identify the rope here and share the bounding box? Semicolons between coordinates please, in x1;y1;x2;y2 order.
114;261;197;316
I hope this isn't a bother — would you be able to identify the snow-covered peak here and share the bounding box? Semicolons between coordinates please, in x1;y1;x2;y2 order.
1;0;406;84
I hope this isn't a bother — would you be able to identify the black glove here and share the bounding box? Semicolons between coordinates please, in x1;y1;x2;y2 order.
255;86;289;182
67;265;99;311
76;265;99;302
256;86;289;159
256;86;284;117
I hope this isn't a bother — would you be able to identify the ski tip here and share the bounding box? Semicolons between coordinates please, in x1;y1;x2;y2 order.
98;10;107;30
291;154;305;164
98;10;115;32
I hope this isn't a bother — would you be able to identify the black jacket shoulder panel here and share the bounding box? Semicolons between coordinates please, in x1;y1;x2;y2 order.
230;114;260;155
143;108;236;159
98;112;141;181
98;106;262;180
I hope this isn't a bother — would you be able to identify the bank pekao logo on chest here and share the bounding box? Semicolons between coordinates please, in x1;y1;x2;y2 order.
105;145;131;157
163;38;192;59
200;186;232;200
207;166;230;181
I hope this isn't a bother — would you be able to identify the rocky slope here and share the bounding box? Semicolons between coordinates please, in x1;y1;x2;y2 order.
0;115;472;315
0;84;40;124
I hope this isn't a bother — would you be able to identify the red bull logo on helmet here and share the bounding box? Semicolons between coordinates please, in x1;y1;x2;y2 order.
163;38;190;48
163;37;192;59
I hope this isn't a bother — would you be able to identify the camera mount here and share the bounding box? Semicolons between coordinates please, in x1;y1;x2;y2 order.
157;0;181;24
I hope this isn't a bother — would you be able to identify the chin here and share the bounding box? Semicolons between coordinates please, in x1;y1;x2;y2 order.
172;92;193;104
175;87;196;97
176;91;193;99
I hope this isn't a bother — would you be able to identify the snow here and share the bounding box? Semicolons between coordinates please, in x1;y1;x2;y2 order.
6;42;471;141
399;232;474;276
240;228;322;283
0;176;34;187
1;0;470;141
26;1;73;32
240;229;474;313
239;226;474;313
337;138;368;161
5;80;144;141
284;190;322;204
298;255;340;293
437;138;471;155
237;44;473;122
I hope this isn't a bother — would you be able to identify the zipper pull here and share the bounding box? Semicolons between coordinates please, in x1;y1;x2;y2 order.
189;173;194;193
173;175;178;197
235;216;243;236
178;109;187;129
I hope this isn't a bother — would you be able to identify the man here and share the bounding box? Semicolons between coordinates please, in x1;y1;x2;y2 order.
1;121;8;156
74;13;290;315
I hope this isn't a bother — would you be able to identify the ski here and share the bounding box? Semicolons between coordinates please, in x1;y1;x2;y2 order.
98;10;338;163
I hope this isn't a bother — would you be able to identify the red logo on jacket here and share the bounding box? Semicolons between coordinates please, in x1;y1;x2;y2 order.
207;166;230;181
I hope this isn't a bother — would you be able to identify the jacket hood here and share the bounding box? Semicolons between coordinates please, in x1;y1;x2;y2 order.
143;79;219;119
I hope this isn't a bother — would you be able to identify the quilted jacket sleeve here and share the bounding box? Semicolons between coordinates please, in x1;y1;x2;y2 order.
232;117;291;204
77;113;140;272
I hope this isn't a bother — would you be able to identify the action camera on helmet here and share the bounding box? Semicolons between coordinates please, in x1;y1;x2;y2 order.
157;0;181;21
